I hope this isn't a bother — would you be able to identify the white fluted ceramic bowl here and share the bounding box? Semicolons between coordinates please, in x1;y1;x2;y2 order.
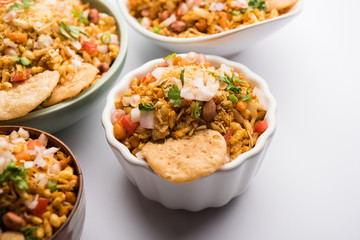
102;54;276;211
118;0;303;56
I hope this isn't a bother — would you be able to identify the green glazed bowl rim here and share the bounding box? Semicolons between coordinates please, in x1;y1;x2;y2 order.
0;0;128;123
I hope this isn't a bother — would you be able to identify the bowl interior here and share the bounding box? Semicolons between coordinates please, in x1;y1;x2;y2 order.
0;126;84;239
119;0;303;43
0;0;128;124
102;54;277;174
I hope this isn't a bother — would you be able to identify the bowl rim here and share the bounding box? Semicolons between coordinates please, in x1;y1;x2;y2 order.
102;54;277;174
0;125;84;239
0;0;128;123
118;0;304;44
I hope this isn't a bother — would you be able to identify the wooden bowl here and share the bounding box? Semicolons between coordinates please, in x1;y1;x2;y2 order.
0;126;85;240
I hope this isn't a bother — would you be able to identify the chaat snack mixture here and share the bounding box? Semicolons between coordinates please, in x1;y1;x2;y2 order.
0;0;120;120
112;52;269;182
0;128;79;239
128;0;298;38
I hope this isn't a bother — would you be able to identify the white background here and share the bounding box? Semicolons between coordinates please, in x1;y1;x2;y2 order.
55;0;360;239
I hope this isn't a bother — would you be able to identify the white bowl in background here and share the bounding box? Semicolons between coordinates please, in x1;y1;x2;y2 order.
102;54;277;211
118;0;303;56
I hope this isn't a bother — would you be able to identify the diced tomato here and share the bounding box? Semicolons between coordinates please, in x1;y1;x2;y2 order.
223;128;233;144
121;114;139;134
82;41;98;54
254;120;268;133
142;72;155;83
11;69;31;82
31;198;48;216
27;139;43;150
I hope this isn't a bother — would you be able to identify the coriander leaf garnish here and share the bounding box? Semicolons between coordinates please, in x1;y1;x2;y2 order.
20;226;38;240
193;101;203;119
167;84;182;107
229;94;238;103
139;103;155;111
241;0;267;13
60;21;89;40
71;9;89;24
9;2;22;11
0;162;28;192
180;69;185;86
241;87;252;101
11;56;31;68
8;0;34;11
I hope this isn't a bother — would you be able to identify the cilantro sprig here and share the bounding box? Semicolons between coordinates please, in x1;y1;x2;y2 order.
167;84;182;107
20;226;38;240
241;0;267;13
139;103;155;111
11;56;31;68
71;9;89;24
60;21;89;40
0;162;28;192
212;73;242;93
241;87;252;101
8;0;34;12
180;69;185;86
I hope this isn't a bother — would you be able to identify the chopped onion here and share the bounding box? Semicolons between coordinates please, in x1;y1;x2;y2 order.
252;87;267;110
34;35;53;49
11;138;26;144
151;67;166;80
180;86;195;99
5;48;17;56
0;138;8;149
171;77;182;89
220;64;232;77
9;131;19;141
34;154;46;168
185;52;198;63
141;17;151;28
25;198;38;209
122;96;131;106
111;109;125;123
47;161;61;175
3;38;17;48
83;9;89;19
24;161;34;169
71;40;82;50
231;0;248;8
57;1;65;11
34;173;48;186
177;2;189;16
130;95;140;107
3;10;17;23
214;25;224;32
131;108;141;122
163;14;176;26
18;127;29;140
209;2;225;11
110;34;119;44
38;133;48;147
140;111;154;129
43;147;59;157
97;44;108;54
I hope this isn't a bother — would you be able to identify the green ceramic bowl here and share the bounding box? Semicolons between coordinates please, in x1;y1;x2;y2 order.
0;0;128;133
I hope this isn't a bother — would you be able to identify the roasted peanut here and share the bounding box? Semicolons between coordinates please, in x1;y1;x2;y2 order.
113;119;127;140
88;9;99;24
201;99;216;122
159;10;169;22
97;62;110;74
170;21;186;33
65;191;76;204
2;212;25;230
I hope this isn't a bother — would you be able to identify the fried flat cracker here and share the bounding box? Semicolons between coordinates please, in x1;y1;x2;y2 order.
265;0;298;10
141;129;227;184
0;71;59;121
42;63;99;107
